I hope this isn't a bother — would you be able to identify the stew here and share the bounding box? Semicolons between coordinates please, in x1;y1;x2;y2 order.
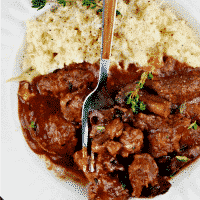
18;55;200;199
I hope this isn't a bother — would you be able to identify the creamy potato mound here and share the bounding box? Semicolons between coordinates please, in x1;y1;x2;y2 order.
22;0;200;75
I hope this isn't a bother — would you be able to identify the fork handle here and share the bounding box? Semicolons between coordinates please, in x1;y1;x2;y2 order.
101;0;117;59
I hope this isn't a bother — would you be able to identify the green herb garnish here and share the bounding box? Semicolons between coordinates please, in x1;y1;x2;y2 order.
32;0;47;10
31;0;121;16
121;183;126;190
127;93;146;114
116;10;121;16
148;72;153;79
176;156;189;162
179;102;186;114
57;0;67;7
82;0;97;9
97;126;105;131
30;121;36;128
126;71;153;114
188;121;198;130
97;8;103;14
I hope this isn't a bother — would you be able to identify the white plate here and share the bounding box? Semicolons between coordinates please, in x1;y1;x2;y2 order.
1;0;200;200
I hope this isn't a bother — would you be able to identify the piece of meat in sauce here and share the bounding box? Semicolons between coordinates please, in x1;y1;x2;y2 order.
31;114;77;155
88;174;130;200
149;114;192;158
135;113;192;158
139;90;171;118
74;148;125;182
128;153;159;197
18;81;36;103
119;125;144;157
180;126;200;148
90;118;124;154
145;74;200;104
60;91;88;123
89;108;115;125
133;113;165;132
34;67;95;97
105;118;124;139
180;97;200;123
181;145;200;159
115;83;137;107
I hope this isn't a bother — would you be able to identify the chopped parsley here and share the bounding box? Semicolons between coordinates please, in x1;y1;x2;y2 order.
96;126;105;131
57;0;67;7
116;10;121;16
179;102;186;114
188;121;198;130
30;121;36;128
121;182;126;190
176;156;190;162
82;0;97;9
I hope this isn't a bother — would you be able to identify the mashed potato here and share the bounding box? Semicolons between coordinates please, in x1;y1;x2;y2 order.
22;0;200;76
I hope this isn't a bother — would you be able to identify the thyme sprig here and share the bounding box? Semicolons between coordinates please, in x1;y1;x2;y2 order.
126;70;154;114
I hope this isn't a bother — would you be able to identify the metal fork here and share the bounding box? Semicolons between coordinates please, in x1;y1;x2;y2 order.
81;0;117;172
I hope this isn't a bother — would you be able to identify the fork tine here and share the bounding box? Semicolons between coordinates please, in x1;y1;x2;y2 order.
90;152;95;172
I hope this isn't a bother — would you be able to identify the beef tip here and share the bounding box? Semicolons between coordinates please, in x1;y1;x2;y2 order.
96;151;125;174
128;153;158;197
32;115;77;155
115;82;137;106
182;97;200;123
90;128;110;147
148;128;174;158
120;126;144;157
105;118;124;139
167;113;191;128
90;124;106;139
18;81;36;102
35;68;95;96
148;114;191;158
159;56;176;76
141;176;171;197
133;113;165;131
90;120;123;153
60;92;86;123
180;126;200;148
139;90;171;118
113;106;134;123
91;140;107;154
169;156;189;177
106;141;122;156
182;145;200;159
145;74;200;104
88;174;130;200
121;108;134;123
169;114;191;152
89;108;115;125
74;149;125;183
